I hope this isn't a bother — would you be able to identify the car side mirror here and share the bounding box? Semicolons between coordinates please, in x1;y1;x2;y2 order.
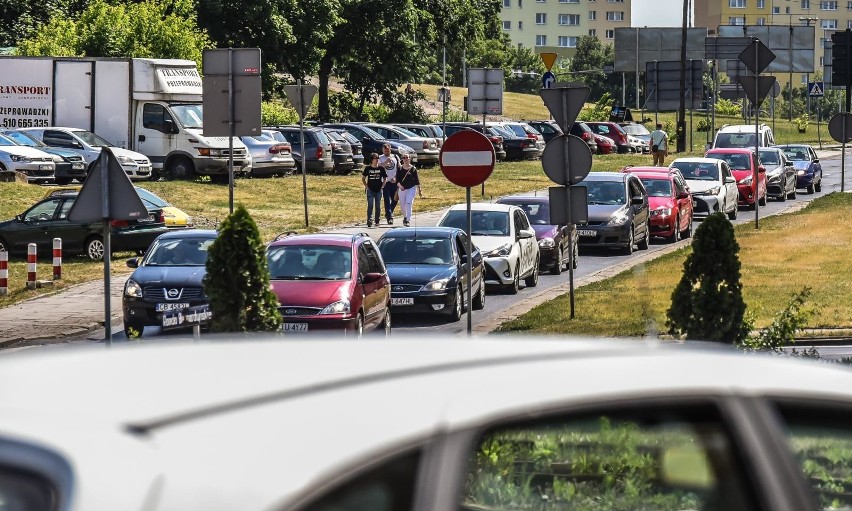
126;257;139;269
164;119;179;134
631;196;644;205
362;137;370;143
14;214;22;222
725;176;736;184
460;254;469;264
362;272;383;284
518;228;534;239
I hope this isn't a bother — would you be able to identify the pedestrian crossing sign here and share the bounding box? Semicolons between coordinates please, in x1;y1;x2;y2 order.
809;81;825;97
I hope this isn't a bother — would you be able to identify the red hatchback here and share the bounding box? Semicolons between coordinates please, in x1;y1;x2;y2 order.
704;148;768;208
266;233;391;336
623;167;694;242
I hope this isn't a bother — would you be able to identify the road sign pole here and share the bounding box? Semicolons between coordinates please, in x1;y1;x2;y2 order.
100;152;112;345
843;118;847;193
818;96;822;150
228;48;234;214
481;111;487;197
299;80;309;228
567;194;575;320
466;186;472;336
754;41;760;230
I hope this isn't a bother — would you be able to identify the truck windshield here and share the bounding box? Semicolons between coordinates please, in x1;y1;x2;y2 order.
171;104;204;129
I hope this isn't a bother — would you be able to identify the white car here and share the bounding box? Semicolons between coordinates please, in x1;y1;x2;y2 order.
712;123;776;149
0;132;55;183
0;340;849;511
20;127;153;181
670;157;739;220
437;203;539;293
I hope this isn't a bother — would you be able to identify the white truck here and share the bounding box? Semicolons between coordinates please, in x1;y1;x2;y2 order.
0;56;250;182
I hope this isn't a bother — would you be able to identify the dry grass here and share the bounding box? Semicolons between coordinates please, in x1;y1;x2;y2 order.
499;193;852;336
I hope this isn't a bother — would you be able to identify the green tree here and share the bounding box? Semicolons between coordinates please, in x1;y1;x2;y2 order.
667;212;749;344
203;205;282;333
17;0;211;63
569;36;620;102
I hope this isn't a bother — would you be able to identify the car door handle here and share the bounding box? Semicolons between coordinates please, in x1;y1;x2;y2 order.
138;135;146;142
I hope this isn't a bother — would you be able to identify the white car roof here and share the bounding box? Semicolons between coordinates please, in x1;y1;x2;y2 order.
446;202;516;212
718;124;770;133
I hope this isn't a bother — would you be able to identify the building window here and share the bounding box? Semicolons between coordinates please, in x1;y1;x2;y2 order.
729;0;746;7
820;56;824;65
502;20;511;30
589;10;597;19
729;16;746;24
518;0;522;7
773;6;780;12
536;0;546;3
536;12;547;23
607;0;624;2
589;28;597;36
558;36;578;47
757;0;765;7
518;20;523;29
606;11;624;20
536;34;547;46
848;0;852;9
757;17;766;24
802;0;810;7
606;29;615;38
821;1;838;9
786;6;791;12
558;0;580;3
559;13;581;24
503;0;510;7
848;19;852;27
822;19;838;28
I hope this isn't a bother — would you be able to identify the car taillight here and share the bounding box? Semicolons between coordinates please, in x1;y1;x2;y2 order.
159;211;165;223
269;144;290;154
488;136;503;145
316;146;324;159
582;132;591;141
111;219;129;227
526;133;537;139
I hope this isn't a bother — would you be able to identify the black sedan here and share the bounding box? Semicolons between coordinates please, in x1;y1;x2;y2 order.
377;227;485;322
0;193;167;260
122;229;218;334
496;195;578;275
758;147;797;201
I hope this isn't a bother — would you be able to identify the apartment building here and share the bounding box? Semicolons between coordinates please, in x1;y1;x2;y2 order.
694;0;844;87
499;0;632;58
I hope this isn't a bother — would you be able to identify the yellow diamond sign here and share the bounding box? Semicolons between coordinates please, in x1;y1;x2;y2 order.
539;52;558;71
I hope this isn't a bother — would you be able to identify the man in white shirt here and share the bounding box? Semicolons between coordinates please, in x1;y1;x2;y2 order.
650;123;668;166
379;143;400;224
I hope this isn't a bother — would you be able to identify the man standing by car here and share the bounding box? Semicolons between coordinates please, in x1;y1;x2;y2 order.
650;123;668;166
379;143;400;224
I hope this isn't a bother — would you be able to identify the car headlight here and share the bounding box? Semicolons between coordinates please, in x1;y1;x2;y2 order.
319;299;350;315
608;206;630;226
117;155;133;164
739;175;753;185
707;185;721;196
486;243;513;257
423;278;449;291
651;207;672;217
538;237;555;249
124;279;142;298
797;169;805;175
9;155;30;163
197;148;223;157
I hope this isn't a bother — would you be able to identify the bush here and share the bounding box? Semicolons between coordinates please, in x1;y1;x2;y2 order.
714;98;741;116
739;287;816;356
577;92;613;122
203;205;282;333
379;89;429;124
261;101;299;126
667;213;748;343
696;117;711;132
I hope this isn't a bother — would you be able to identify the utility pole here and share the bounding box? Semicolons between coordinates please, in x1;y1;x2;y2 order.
800;17;819;124
677;0;688;152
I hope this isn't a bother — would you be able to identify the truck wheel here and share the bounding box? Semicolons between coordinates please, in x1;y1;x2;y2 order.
166;156;195;181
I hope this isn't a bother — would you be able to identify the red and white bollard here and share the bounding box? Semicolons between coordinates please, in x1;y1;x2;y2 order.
0;249;8;296
53;238;62;280
26;243;36;290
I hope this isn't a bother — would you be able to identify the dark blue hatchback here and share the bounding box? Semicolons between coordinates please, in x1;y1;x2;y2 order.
377;227;485;322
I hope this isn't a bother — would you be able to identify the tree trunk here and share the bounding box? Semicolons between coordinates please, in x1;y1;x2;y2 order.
318;54;334;121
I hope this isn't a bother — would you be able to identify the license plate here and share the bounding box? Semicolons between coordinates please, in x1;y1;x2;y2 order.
40;164;52;170
156;302;189;312
578;229;597;237
282;323;308;332
138;214;156;223
391;298;414;305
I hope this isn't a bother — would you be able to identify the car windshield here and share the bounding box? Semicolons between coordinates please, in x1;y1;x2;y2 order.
2;131;43;147
431;125;444;137
315;130;331;145
640;178;673;197
758;150;780;165
503;201;550;225
440;210;510;236
264;130;287;142
622;124;650;136
134;187;169;208
339;131;359;144
714;132;756;148
672;161;720;180
392;126;420;138
492;126;516;138
707;153;750;170
353;125;384;140
267;245;352;280
75;131;114;147
0;134;17;146
378;237;453;265
171;104;204;129
586;182;627;205
143;238;212;266
782;148;809;161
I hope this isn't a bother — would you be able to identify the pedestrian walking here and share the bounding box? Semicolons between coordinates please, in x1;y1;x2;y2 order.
379;143;401;224
650;123;669;166
362;153;387;228
396;154;423;227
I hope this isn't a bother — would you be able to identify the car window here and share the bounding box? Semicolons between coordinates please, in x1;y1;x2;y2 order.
363;241;385;273
640;178;673;197
672;162;720;181
267;245;352;280
142;103;170;132
515;209;530;231
707;153;750;171
42;130;76;148
586;181;626;205
24;199;62;222
455;234;468;257
314;130;331;146
440;210;510;237
773;402;852;511
758;150;780;165
378;237;453;265
143;237;211;266
509;202;550;225
461;403;758;511
57;199;74;220
0;466;59;511
629;178;645;199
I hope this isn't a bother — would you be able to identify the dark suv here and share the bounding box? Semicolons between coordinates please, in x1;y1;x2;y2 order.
322;123;417;163
267;232;391;336
264;126;334;173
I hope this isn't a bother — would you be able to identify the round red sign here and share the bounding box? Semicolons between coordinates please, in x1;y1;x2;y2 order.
439;130;496;188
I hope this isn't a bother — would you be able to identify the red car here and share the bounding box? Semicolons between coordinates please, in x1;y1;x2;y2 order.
704;148;768;208
593;134;615;154
266;233;391;336
585;121;631;153
622;167;694;242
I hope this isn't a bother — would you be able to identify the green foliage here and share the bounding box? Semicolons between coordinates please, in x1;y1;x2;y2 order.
667;213;748;344
696;117;711;132
714;98;742;116
378;89;429;123
794;114;809;131
578;92;613;122
203;205;282;333
740;288;816;355
261;101;299;126
17;0;211;64
569;35;621;102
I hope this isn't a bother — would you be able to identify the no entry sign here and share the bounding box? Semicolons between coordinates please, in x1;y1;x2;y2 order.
439;130;496;188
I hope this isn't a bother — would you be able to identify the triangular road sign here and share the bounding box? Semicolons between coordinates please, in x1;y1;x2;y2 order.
539;52;558;71
67;148;148;223
539;86;590;133
809;82;825;97
738;39;776;76
737;75;777;108
283;84;318;120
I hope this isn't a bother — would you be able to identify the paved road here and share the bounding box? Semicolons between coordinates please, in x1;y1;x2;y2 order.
2;149;850;350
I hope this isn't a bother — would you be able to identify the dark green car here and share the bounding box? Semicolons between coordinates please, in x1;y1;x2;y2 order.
0;193;167;260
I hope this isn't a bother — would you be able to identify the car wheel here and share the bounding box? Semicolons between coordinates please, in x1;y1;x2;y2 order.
682;216;693;239
165;156;195;181
0;237;7;253
354;312;364;338
668;215;681;243
85;236;105;261
622;227;635;255
524;256;539;287
506;263;520;294
815;177;822;193
379;307;391;337
638;224;650;250
473;280;485;310
778;189;787;202
551;245;563;275
807;182;815;194
449;286;462;322
789;186;797;200
727;200;738;220
572;242;579;269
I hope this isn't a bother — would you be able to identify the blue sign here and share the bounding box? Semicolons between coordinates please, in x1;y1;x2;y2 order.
808;81;825;97
542;71;556;89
